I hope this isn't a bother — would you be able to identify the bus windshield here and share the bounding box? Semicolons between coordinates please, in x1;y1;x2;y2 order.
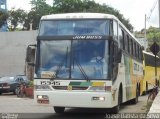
37;40;110;80
39;20;110;36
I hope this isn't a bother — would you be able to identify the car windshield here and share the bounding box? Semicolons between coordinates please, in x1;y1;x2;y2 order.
37;39;110;80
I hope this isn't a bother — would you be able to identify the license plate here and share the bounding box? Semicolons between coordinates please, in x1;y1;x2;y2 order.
37;100;49;104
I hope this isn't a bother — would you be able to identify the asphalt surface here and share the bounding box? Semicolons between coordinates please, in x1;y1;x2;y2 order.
0;93;149;119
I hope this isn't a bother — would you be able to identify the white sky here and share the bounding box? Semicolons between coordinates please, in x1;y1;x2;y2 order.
6;0;159;31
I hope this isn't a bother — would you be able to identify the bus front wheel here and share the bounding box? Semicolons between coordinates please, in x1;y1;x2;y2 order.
112;88;122;113
53;106;65;113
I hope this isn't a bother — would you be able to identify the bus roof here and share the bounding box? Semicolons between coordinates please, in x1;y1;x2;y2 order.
143;50;159;58
41;13;141;45
41;13;118;20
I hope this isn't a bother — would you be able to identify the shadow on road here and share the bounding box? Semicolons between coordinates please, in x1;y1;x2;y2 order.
45;108;108;119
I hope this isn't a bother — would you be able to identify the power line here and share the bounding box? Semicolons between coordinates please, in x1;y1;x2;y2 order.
147;0;158;21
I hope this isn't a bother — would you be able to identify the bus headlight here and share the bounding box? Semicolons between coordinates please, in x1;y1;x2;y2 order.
92;97;105;101
37;95;49;99
37;95;49;104
35;85;52;91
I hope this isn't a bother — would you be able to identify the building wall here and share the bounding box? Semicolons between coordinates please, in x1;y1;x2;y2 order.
0;31;37;76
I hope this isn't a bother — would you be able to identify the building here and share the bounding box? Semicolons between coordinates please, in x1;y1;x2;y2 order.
0;0;7;31
135;33;148;51
0;0;7;12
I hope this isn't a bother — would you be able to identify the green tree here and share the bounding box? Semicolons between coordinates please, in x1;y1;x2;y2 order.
53;0;84;13
52;0;133;31
0;11;8;28
28;0;53;30
8;9;27;31
6;0;134;31
147;26;160;47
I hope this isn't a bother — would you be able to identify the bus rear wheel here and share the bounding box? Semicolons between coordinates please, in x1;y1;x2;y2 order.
131;88;139;104
53;106;65;113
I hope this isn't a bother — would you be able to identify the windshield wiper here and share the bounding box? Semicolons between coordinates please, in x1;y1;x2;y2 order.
71;42;89;81
73;56;89;81
51;47;69;79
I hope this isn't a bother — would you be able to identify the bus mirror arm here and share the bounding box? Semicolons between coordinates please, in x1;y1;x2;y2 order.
28;62;35;66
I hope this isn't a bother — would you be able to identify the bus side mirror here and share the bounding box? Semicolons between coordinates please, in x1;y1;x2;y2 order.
115;49;122;63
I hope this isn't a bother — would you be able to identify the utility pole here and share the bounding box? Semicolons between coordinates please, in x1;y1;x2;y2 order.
144;14;148;51
145;14;147;39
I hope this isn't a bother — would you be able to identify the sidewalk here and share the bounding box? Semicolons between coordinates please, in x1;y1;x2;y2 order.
148;90;160;113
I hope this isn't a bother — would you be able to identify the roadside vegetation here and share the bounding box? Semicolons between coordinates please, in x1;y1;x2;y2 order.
1;0;160;46
0;0;133;31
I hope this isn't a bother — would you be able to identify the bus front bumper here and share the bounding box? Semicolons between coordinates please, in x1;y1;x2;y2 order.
35;91;116;108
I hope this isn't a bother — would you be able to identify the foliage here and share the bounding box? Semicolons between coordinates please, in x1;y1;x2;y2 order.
28;0;53;30
7;0;133;31
8;9;27;31
52;0;133;31
146;26;160;47
28;80;33;87
0;11;8;28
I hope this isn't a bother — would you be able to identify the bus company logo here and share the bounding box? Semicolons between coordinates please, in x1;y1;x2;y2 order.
73;35;102;40
67;86;72;91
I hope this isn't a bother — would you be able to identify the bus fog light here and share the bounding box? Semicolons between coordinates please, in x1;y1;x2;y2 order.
92;97;105;101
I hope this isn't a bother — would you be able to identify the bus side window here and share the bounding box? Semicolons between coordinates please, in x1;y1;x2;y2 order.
113;20;118;40
133;42;136;58
129;38;132;55
124;33;128;52
138;45;140;60
127;35;130;53
119;26;125;50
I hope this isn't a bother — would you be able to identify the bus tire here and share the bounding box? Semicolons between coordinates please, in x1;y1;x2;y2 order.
54;106;65;113
112;88;122;114
131;88;139;104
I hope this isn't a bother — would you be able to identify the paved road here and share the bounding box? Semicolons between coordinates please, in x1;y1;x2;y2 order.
0;93;149;119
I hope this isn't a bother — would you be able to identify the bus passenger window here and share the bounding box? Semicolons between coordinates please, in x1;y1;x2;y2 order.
118;27;125;50
130;39;133;56
113;20;118;40
125;34;128;52
127;35;130;53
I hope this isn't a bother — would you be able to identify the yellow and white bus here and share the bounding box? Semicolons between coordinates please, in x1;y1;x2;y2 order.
141;51;160;94
34;13;144;113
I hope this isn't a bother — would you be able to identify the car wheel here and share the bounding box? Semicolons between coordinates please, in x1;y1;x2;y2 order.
15;87;20;97
13;89;17;95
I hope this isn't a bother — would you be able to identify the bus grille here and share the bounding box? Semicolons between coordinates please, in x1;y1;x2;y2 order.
52;86;89;90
